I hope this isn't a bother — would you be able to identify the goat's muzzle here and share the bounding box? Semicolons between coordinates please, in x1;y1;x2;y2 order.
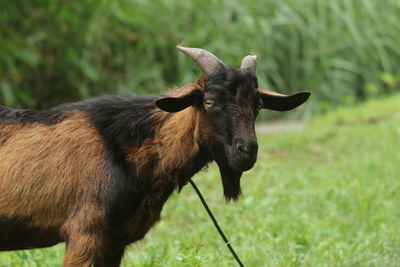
232;138;258;171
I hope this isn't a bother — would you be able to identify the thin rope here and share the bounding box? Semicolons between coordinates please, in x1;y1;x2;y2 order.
189;179;245;267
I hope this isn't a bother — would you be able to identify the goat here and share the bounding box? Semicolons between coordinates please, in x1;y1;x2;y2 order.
0;46;310;266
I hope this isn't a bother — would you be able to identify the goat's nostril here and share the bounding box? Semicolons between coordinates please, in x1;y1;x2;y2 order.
242;145;250;153
234;139;245;153
234;139;258;157
237;144;245;153
235;140;255;154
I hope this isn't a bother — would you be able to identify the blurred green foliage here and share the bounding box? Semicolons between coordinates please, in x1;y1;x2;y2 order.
1;0;399;115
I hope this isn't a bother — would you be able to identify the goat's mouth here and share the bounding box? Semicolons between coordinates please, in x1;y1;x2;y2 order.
226;145;257;172
230;156;256;172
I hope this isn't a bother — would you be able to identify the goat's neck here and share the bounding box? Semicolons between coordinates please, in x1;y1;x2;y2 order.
124;105;210;188
154;107;210;182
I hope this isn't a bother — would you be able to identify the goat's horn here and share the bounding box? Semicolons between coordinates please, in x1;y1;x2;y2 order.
240;55;257;73
177;46;225;76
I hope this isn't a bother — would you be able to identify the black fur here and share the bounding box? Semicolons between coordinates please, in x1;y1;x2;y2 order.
82;95;161;147
99;147;146;228
0;216;61;250
0;105;69;125
79;96;164;227
206;68;258;96
201;69;260;200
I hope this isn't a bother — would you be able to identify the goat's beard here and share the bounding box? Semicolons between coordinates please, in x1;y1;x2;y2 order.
218;161;242;201
213;147;243;201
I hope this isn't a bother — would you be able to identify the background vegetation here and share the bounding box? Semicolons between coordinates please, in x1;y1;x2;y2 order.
1;0;400;116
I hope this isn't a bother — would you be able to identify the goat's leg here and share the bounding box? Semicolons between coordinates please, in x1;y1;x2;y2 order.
93;245;126;267
62;233;126;267
61;203;111;267
62;234;102;267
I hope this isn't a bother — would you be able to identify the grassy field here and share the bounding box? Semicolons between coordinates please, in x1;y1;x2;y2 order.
1;94;399;266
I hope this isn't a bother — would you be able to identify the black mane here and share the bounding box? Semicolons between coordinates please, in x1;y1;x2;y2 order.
0;95;163;147
82;95;162;147
0;104;69;125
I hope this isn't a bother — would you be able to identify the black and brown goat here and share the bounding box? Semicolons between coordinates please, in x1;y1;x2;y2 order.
0;47;310;266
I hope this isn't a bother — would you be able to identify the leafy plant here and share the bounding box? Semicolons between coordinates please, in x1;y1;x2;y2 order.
1;0;399;115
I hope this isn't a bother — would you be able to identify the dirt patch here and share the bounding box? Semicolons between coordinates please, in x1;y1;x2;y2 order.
256;121;306;134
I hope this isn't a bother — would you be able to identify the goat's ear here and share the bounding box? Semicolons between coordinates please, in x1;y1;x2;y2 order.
156;90;203;112
258;89;311;111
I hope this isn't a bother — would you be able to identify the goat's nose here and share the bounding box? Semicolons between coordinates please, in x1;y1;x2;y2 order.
234;139;258;156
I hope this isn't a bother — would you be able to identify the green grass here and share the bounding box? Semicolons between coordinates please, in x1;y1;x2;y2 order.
1;94;400;266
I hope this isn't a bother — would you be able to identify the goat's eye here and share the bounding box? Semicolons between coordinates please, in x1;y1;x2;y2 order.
205;99;215;108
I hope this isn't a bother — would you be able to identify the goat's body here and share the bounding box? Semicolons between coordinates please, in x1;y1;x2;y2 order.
0;46;311;266
0;84;212;265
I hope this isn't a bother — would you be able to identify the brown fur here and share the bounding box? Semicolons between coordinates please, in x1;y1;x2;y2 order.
125;82;204;186
119;82;208;245
0;111;105;228
0;124;25;146
61;202;109;267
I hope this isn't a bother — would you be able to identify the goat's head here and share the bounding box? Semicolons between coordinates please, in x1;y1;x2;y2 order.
156;47;310;201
